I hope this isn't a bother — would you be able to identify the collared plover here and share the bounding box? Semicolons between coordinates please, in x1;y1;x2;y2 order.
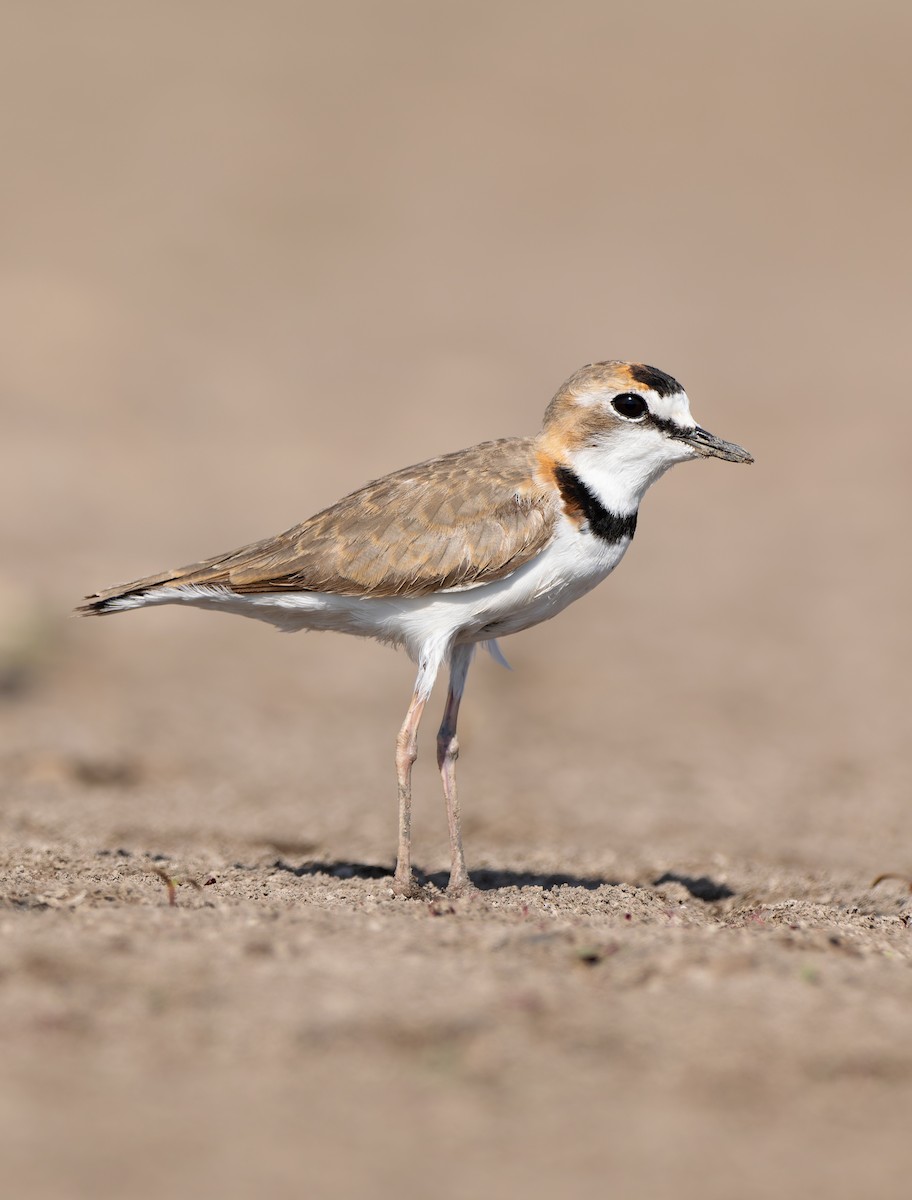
79;361;752;896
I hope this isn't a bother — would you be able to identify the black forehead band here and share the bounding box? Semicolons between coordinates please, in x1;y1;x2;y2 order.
627;363;683;398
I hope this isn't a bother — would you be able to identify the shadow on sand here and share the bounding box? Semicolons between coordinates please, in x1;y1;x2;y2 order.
268;859;737;900
269;858;616;892
652;871;735;901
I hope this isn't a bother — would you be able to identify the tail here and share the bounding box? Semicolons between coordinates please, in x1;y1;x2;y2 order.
76;566;204;616
76;586;159;616
76;550;241;617
76;534;278;617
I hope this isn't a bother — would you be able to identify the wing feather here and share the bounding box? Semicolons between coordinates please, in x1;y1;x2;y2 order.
80;438;556;609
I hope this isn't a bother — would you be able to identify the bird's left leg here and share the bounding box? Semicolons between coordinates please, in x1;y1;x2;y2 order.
437;643;475;896
393;688;426;898
392;653;441;898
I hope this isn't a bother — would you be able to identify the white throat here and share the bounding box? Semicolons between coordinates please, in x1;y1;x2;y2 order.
567;428;696;516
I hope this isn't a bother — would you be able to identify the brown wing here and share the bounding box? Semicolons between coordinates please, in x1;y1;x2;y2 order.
80;438;557;609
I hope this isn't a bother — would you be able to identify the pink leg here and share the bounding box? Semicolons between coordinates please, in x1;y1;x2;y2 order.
394;689;427;897
437;645;475;895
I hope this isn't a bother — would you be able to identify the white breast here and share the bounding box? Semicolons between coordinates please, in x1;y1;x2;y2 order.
446;515;630;643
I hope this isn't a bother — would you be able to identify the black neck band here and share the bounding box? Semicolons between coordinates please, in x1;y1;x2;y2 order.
553;466;638;544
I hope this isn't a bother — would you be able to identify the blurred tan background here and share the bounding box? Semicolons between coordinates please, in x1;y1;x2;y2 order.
6;0;912;861
3;2;912;1198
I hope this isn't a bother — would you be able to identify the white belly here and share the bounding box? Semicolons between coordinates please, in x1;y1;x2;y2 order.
128;518;631;662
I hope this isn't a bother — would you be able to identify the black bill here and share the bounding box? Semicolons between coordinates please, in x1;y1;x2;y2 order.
676;425;753;464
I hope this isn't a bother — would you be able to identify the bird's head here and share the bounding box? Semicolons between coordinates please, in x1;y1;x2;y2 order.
539;361;752;515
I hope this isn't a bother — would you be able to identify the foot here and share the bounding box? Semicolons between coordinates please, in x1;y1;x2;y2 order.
391;870;422;899
445;871;477;898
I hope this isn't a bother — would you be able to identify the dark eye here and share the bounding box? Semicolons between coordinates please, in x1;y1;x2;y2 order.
611;393;648;420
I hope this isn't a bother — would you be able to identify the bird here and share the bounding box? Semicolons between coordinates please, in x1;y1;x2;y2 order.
79;361;752;897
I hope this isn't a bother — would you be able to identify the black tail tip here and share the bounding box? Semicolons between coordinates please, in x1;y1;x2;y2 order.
75;596;115;616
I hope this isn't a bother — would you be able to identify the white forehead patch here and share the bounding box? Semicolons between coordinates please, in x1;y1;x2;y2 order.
648;389;696;429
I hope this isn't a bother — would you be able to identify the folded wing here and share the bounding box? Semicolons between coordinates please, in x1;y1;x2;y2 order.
80;438;556;610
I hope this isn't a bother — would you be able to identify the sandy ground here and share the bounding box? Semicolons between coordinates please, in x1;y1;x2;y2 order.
3;2;912;1197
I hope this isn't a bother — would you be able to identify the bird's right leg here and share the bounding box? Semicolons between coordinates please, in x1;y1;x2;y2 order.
436;643;475;896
